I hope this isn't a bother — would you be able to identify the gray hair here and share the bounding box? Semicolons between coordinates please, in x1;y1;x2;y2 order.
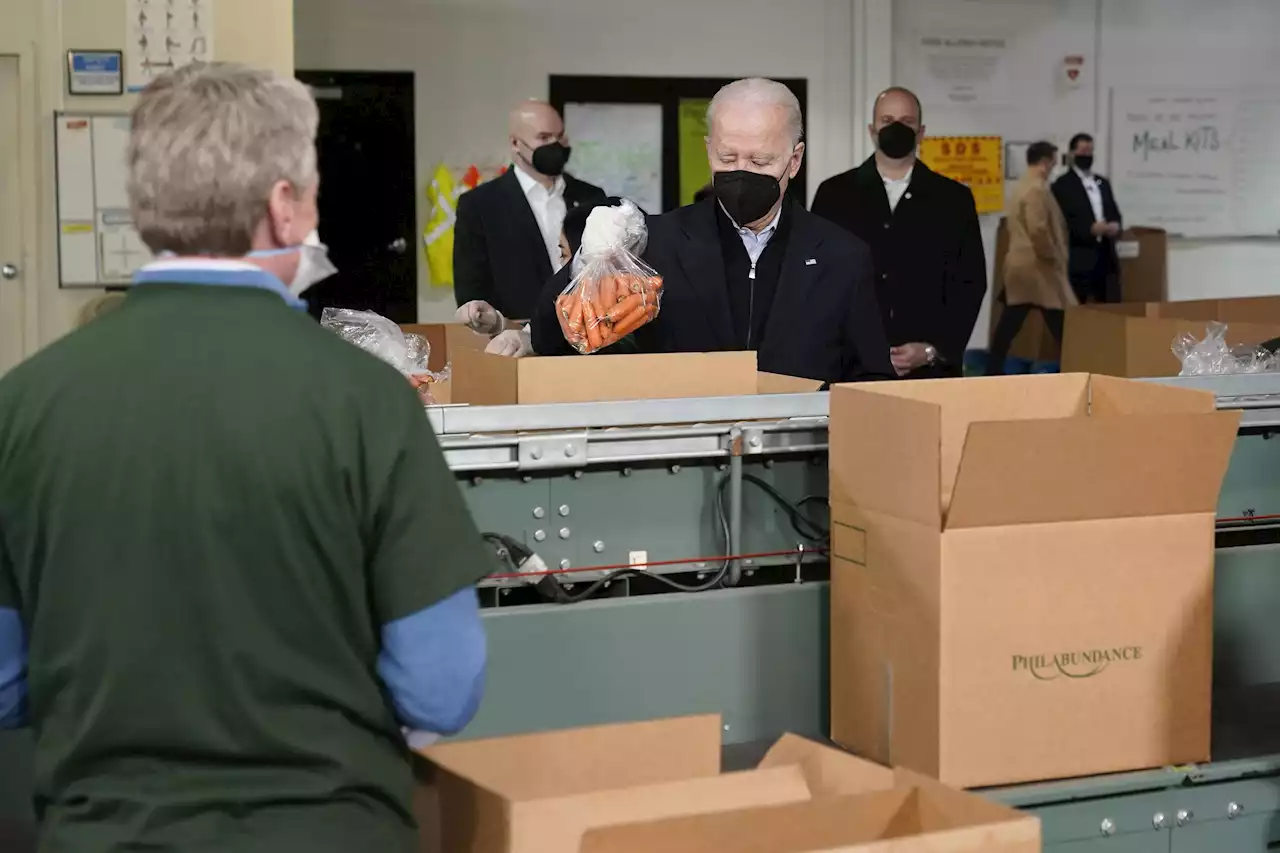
127;62;320;256
706;78;804;147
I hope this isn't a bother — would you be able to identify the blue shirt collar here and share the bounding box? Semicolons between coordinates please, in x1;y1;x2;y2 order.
722;202;783;266
132;258;306;310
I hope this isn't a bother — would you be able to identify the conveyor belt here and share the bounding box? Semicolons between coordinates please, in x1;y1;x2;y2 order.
431;373;1280;473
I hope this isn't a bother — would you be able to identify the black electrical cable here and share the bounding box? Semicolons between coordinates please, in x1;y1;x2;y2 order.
545;473;830;604
483;474;830;604
739;475;830;544
544;475;734;603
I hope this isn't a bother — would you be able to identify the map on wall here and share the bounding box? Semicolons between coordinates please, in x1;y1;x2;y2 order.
126;0;215;93
563;102;662;215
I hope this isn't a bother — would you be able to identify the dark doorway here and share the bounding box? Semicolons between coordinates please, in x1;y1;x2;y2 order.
296;70;417;323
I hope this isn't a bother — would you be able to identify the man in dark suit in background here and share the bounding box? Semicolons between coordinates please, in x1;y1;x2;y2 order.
453;100;606;324
810;87;986;379
1053;132;1124;304
531;78;894;384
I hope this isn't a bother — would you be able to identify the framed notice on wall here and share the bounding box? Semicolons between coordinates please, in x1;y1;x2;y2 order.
66;50;124;96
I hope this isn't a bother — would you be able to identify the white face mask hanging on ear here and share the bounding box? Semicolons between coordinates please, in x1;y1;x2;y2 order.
289;230;338;297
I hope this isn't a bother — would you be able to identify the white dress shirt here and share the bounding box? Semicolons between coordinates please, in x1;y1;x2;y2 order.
880;165;915;213
1074;166;1106;224
513;165;567;271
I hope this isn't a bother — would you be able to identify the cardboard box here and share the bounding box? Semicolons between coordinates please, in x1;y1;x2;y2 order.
1116;227;1169;303
1061;297;1280;378
420;716;1038;853
581;774;1040;853
990;222;1169;364
448;349;822;406
399;323;490;404
828;374;1240;788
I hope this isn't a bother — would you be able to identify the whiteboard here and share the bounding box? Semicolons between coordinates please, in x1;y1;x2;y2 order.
562;102;662;215
55;113;154;287
1109;89;1280;238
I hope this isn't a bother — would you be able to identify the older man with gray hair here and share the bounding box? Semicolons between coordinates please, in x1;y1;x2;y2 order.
531;77;894;382
0;63;491;852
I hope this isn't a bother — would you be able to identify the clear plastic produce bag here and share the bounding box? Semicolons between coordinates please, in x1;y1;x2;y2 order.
321;308;449;403
556;201;663;354
1172;321;1279;376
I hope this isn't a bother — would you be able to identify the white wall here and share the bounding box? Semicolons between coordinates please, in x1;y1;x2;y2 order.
295;0;858;322
890;0;1099;348
1097;0;1280;302
887;0;1280;346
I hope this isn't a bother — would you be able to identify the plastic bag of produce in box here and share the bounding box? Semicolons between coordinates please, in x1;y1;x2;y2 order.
555;200;663;354
1172;321;1279;376
321;307;449;403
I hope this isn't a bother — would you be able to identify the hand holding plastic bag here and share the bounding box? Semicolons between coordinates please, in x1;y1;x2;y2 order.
321;308;449;403
556;200;663;354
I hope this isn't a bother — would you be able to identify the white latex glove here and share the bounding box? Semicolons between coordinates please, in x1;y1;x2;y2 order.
455;300;505;336
484;328;533;358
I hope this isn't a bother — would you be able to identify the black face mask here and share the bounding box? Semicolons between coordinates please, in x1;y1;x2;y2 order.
526;141;571;177
1073;154;1094;172
712;170;782;225
877;122;918;159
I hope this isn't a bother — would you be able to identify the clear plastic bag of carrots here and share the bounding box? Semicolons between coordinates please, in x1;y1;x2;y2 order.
555;203;663;354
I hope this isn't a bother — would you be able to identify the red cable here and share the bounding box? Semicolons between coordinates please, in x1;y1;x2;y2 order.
488;547;828;581
489;515;1278;581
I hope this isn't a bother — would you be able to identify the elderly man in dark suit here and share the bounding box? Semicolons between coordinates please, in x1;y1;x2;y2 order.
810;87;986;378
453;100;606;326
1052;132;1124;304
530;78;894;384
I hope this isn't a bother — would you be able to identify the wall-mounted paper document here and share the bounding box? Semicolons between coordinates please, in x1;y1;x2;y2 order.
563;102;662;215
126;0;215;93
55;113;154;287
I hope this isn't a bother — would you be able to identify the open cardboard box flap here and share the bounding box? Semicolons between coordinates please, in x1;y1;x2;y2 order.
580;781;1040;853
421;718;933;852
831;374;1239;530
425;715;722;801
946;411;1240;528
758;733;896;797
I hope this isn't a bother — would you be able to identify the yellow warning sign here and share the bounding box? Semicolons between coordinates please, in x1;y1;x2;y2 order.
918;135;1004;214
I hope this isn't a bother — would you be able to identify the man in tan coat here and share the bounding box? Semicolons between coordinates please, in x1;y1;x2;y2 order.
985;141;1078;375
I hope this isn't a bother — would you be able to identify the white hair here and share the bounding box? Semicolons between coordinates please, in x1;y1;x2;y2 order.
127;62;320;256
706;78;804;147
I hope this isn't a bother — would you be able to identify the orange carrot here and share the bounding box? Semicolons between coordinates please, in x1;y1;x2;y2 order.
611;304;650;338
606;293;644;324
562;289;582;325
583;298;604;352
598;274;617;308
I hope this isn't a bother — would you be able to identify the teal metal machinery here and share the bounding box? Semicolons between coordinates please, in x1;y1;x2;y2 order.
5;374;1280;852
439;373;1280;853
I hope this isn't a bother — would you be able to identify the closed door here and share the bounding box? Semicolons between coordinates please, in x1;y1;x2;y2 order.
295;70;418;323
0;56;25;373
